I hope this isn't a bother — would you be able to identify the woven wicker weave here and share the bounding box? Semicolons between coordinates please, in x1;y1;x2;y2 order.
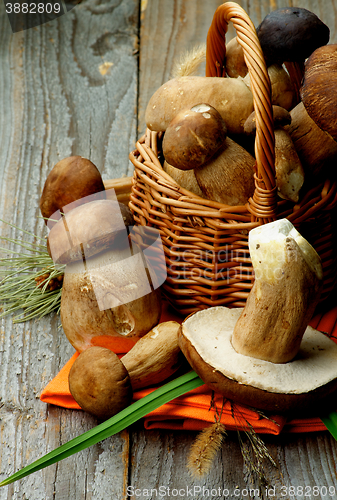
128;2;337;315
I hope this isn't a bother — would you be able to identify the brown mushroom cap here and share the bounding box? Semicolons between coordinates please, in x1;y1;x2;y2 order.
225;37;248;78
68;346;132;420
40;156;105;226
301;44;337;141
162;104;227;170
244;105;291;135
179;307;337;413
47;199;134;265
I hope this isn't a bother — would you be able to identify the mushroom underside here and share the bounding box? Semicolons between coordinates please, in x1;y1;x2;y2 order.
179;307;337;413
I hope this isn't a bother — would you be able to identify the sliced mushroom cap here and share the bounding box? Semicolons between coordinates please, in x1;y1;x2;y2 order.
179;306;337;413
40;156;105;226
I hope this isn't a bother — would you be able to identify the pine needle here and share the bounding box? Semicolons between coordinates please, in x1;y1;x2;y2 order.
187;422;227;477
172;44;206;78
0;220;64;323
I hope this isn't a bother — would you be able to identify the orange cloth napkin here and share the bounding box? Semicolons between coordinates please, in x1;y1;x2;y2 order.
40;303;337;435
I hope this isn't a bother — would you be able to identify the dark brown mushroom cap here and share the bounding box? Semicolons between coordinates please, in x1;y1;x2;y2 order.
244;105;291;135
162;104;227;170
48;199;134;264
256;7;330;64
40;156;105;226
301;44;337;141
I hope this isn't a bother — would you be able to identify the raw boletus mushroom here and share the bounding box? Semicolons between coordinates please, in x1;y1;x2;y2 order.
121;321;183;391
163;161;205;198
40;156;105;227
243;64;295;111
286;44;337;178
244;106;304;202
256;7;330;102
194;137;255;206
224;37;247;78
145;76;254;136
47;199;161;353
162;104;227;170
179;219;337;413
69;346;132;420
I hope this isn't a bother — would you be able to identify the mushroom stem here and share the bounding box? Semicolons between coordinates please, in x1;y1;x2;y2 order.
286;102;337;178
231;219;323;363
283;61;304;106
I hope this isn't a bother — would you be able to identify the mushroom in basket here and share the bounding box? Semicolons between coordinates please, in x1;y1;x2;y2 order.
178;219;337;413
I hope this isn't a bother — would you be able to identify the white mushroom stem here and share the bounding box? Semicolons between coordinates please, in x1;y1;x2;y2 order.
231;219;323;363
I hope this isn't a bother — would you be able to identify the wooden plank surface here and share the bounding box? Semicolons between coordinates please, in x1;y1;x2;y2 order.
1;0;337;499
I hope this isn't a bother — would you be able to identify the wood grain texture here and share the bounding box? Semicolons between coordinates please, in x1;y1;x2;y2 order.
1;0;337;499
0;0;137;498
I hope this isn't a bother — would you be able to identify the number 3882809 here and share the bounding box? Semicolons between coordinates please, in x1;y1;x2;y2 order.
5;3;61;14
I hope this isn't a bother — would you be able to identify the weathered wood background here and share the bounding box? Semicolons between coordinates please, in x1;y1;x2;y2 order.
1;0;337;498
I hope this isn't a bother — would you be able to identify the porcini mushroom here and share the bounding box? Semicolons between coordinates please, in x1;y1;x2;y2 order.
145;76;254;136
163;161;205;198
244;106;304;202
256;7;330;103
40;156;105;227
161;103;255;205
47;199;162;352
121;321;183;391
243;64;296;111
225;37;247;78
68;346;132;420
194;137;255;206
286;44;337;178
162;104;227;170
179;219;337;412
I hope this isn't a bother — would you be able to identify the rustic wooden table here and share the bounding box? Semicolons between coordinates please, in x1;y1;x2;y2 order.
1;0;337;498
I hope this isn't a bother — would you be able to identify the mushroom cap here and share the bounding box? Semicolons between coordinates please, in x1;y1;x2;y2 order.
40;156;105;226
68;346;132;420
256;7;330;64
179;307;337;413
301;44;337;141
48;199;134;264
162;104;227;170
244;105;291;135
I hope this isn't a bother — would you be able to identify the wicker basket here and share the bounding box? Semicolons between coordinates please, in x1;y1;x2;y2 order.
128;2;337;315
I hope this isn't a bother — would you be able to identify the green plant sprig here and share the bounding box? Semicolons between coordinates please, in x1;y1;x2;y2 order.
0;371;204;487
0;220;64;323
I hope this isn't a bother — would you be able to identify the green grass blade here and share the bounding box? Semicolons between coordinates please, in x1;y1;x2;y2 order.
0;371;204;487
321;412;337;441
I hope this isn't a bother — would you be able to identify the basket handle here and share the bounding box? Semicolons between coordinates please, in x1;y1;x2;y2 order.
206;2;277;223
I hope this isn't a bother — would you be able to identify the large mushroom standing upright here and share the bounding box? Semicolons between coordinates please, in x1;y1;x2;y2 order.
48;198;162;353
179;219;337;413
